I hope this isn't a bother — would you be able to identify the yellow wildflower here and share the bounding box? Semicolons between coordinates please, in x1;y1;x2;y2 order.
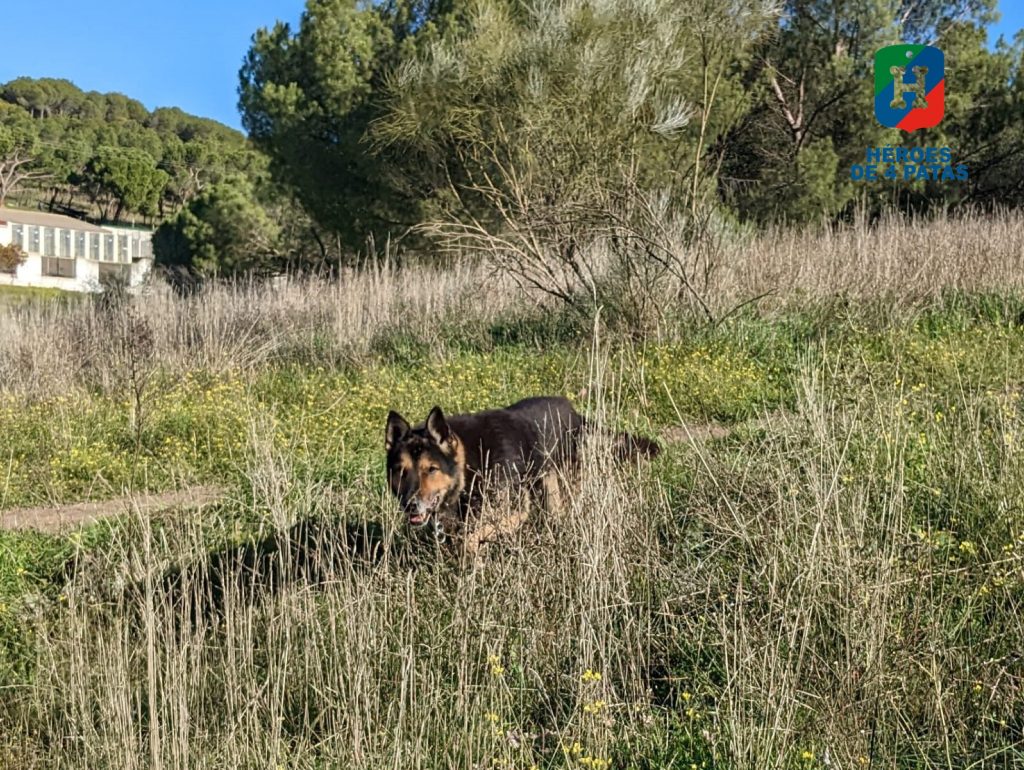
583;699;607;715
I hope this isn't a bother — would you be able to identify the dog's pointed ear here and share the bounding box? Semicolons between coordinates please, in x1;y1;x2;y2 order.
385;411;411;452
425;406;452;446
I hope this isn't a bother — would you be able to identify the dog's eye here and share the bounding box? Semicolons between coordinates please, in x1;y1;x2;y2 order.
427;466;440;475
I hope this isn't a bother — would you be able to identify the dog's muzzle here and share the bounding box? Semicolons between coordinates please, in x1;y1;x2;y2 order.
406;494;446;529
405;510;447;544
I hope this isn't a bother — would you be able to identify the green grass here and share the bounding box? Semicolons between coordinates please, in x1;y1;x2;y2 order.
0;283;79;307
0;330;790;512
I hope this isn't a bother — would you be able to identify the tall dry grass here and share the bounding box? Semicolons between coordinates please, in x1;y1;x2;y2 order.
0;258;523;397
10;391;668;768
2;208;1023;397
713;208;1024;311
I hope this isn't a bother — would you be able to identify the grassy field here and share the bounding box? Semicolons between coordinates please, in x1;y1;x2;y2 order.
0;284;78;309
1;212;1023;768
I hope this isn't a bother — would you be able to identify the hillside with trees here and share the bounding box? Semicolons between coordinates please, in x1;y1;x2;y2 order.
0;77;319;279
0;77;256;220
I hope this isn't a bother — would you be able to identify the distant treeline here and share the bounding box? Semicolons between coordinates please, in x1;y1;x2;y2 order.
3;1;1022;281
239;0;1024;257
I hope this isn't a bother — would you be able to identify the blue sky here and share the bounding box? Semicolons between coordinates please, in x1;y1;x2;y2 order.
0;1;1021;134
990;0;1024;45
0;1;304;132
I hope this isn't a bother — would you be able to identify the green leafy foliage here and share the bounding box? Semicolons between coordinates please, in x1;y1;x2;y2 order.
236;0;1024;266
719;0;1020;222
5;2;1024;272
83;146;169;220
239;0;463;253
153;177;282;277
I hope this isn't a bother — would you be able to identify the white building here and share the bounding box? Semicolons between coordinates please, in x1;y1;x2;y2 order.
0;206;154;292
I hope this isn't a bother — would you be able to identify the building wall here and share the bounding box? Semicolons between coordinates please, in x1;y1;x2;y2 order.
0;256;103;291
104;224;155;288
0;216;154;292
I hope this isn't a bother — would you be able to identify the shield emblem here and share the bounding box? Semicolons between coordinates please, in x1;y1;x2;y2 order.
874;44;945;131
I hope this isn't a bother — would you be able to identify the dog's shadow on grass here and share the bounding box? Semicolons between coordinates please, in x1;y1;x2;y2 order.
56;508;453;624
148;517;416;620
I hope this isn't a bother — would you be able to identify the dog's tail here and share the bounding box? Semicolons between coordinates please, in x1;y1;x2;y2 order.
575;416;661;461
612;431;661;460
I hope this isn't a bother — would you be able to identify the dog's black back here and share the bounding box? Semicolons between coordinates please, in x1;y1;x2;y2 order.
448;396;586;484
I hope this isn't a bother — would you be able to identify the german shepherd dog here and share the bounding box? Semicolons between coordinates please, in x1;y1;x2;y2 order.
385;396;659;552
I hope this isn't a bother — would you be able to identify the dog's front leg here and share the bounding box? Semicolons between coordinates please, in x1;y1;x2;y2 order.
540;471;564;514
462;509;530;557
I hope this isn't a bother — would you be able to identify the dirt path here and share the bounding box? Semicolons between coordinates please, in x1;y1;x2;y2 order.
0;485;226;533
660;409;793;445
